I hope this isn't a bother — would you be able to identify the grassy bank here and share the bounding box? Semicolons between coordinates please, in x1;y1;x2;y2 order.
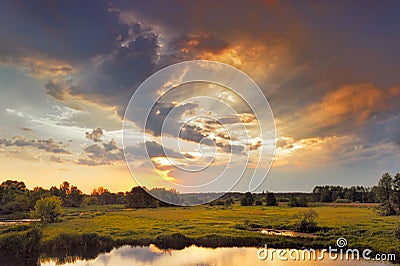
1;204;399;263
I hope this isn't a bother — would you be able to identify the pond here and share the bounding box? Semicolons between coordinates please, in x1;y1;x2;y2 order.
39;245;391;266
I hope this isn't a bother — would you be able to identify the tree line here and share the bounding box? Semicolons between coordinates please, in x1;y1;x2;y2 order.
0;180;183;215
312;185;377;203
1;171;399;216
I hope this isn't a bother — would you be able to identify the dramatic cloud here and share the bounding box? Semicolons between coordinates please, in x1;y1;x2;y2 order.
125;141;182;159
169;33;229;57
1;1;400;191
78;139;124;166
0;1;120;61
308;83;385;127
69;22;161;117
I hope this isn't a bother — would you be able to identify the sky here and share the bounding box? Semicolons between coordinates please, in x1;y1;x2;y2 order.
0;0;399;193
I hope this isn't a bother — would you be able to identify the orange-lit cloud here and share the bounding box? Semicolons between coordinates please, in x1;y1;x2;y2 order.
308;83;385;127
19;56;74;79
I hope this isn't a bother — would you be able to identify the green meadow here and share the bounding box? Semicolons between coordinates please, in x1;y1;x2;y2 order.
39;204;399;256
1;203;400;264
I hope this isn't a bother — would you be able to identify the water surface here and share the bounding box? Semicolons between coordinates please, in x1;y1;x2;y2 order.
40;245;391;266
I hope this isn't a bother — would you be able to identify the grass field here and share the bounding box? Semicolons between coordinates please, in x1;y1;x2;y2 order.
39;204;400;257
1;203;399;264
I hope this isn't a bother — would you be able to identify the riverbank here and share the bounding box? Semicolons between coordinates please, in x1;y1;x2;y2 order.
1;204;399;264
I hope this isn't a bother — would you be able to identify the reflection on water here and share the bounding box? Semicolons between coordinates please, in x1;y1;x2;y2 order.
40;245;390;266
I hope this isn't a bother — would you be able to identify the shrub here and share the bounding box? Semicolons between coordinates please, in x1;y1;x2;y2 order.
240;192;254;206
0;227;42;257
266;192;277;206
31;196;63;224
293;209;319;233
288;195;308;207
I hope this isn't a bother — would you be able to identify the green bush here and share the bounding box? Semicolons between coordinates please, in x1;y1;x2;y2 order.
31;196;63;224
288;195;309;207
240;192;254;206
293;209;319;233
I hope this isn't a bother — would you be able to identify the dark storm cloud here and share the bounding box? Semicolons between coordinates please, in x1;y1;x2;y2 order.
0;137;70;154
179;124;209;143
113;1;400;127
144;102;203;141
70;25;161;117
0;0;120;61
1;0;399;163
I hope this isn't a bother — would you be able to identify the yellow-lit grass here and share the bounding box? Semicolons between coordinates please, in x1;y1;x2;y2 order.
42;204;400;254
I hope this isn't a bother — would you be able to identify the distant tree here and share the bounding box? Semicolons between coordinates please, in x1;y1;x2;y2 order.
393;173;400;214
1;194;29;214
50;182;83;207
297;195;309;207
125;187;158;208
255;200;263;206
265;192;277;206
224;198;234;207
32;196;63;224
293;209;319;233
0;180;29;214
288;194;308;207
367;187;377;203
92;187;109;205
312;186;322;202
240;192;254;206
288;194;297;207
320;189;332;203
313;185;377;203
59;181;70;201
65;185;84;207
1;180;27;190
28;187;51;209
82;195;98;207
150;187;181;206
344;187;356;202
376;173;396;215
49;186;60;197
330;186;344;202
